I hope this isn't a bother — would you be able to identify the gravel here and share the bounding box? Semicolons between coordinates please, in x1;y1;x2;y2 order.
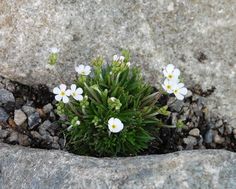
0;76;235;154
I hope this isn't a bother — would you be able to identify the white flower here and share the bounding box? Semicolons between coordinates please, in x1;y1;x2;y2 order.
75;65;91;76
50;47;60;54
172;83;188;100
163;64;180;81
113;55;119;61
108;117;124;133
53;84;71;103
113;55;125;62
162;79;176;94
76;120;81;125
110;97;116;102
126;62;131;67
67;84;83;101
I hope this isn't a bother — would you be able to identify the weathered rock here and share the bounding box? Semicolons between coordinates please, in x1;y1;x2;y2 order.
22;105;36;116
0;107;9;122
43;103;53;114
28;112;41;130
0;89;15;104
14;109;27;126
204;129;213;144
0;0;236;123
0;143;235;189
189;128;200;137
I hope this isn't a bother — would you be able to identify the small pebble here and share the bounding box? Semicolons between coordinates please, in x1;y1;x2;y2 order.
28;112;41;130
18;133;31;146
214;134;225;144
204;129;213;144
183;136;197;146
0;107;9;122
0;89;15;104
22;105;36;116
7;131;18;143
0;129;10;139
14;109;27;126
43;103;53;114
224;125;232;135
189;128;200;137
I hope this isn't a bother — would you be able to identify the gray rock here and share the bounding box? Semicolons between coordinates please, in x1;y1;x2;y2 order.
38;120;52;136
0;107;9;122
18;133;31;147
0;0;236;125
43;103;53;114
168;99;184;112
214;134;225;144
0;89;15;104
189;128;200;137
28;112;41;130
14;109;27;126
0;143;236;189
0;130;9;139
183;136;197;149
7;132;18;143
22;105;36;116
204;129;213;144
225;125;233;135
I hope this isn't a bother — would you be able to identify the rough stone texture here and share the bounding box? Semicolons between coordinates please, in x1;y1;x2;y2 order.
0;0;236;121
0;143;235;189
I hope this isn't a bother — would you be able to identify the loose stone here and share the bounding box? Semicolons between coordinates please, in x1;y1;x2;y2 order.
0;89;15;104
22;105;36;116
43;103;53;114
204;129;213;144
189;128;200;137
214;134;225;144
0;107;9;122
28;112;41;130
14;109;27;126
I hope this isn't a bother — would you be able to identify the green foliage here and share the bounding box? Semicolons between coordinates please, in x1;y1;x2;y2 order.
57;51;168;157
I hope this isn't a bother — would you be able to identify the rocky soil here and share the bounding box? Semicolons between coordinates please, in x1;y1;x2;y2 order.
0;76;235;155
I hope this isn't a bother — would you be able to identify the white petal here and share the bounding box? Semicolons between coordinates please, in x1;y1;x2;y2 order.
85;70;91;75
51;47;59;53
166;64;175;73
76;88;83;95
113;55;118;61
59;84;67;91
65;90;71;96
76;120;81;125
179;87;188;95
164;79;169;86
175;93;184;100
55;95;62;101
63;96;69;103
74;94;83;101
71;84;77;92
119;56;125;61
173;68;180;77
108;118;115;126
53;87;60;94
85;66;91;72
67;125;73;131
176;83;185;89
163;69;168;77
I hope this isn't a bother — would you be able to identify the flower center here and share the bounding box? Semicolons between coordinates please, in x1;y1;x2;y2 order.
174;89;178;94
168;74;173;79
60;91;65;96
167;85;171;89
72;92;76;97
111;124;116;129
81;71;85;75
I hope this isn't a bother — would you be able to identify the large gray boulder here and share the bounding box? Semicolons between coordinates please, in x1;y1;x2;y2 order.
0;0;236;121
0;143;235;189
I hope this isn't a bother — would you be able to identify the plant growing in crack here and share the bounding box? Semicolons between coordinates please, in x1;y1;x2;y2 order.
50;49;188;157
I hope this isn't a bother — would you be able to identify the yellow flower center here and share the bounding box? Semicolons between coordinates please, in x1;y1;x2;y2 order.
174;89;178;94
72;92;76;97
168;74;173;79
81;71;85;75
60;91;65;96
167;85;171;89
112;124;116;129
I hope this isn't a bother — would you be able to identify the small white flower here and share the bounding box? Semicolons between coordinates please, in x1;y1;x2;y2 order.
119;56;125;62
113;55;125;62
50;47;60;54
76;120;81;125
163;64;180;81
113;55;119;61
172;83;188;100
126;62;131;67
53;84;71;103
108;117;124;133
67;84;83;101
162;79;176;94
75;65;91;76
